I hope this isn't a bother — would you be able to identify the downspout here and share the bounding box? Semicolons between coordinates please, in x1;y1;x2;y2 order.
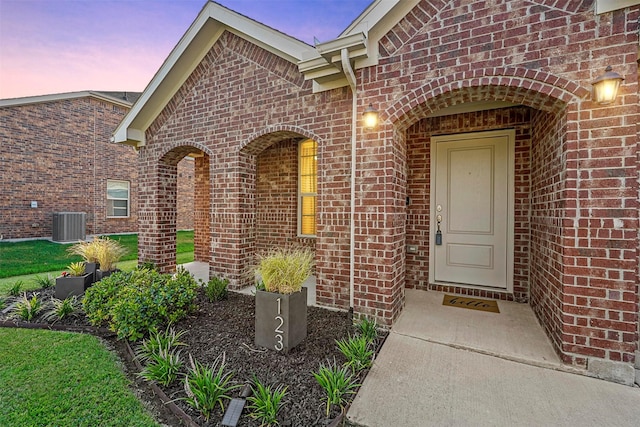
341;48;357;309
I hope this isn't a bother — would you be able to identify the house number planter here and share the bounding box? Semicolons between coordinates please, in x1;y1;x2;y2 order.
255;287;307;352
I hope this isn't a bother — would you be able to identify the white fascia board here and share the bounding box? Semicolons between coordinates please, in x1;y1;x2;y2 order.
0;91;133;109
596;0;640;13
113;1;309;147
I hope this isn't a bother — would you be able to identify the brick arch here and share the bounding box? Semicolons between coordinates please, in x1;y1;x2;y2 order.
387;68;588;131
157;140;212;166
380;0;590;57
241;125;324;155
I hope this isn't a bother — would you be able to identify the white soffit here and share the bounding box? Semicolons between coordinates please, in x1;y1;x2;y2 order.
113;1;310;147
0;91;133;109
596;0;640;13
299;0;420;92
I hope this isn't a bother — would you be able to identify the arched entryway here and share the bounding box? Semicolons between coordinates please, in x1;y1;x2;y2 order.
385;72;589;364
137;143;211;274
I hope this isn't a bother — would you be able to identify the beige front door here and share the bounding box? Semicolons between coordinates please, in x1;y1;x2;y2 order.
430;129;514;290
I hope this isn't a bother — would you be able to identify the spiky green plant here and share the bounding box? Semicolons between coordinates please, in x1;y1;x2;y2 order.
336;335;374;372
182;353;240;420
41;296;82;322
11;293;43;321
32;274;55;289
313;359;360;417
9;280;23;297
355;316;379;345
136;326;188;364
138;347;183;386
67;262;86;276
247;376;288;426
256;247;314;294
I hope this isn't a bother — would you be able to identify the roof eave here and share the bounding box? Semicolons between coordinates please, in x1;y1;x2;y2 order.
113;1;309;147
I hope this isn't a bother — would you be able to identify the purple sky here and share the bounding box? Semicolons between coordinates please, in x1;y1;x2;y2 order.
0;0;371;99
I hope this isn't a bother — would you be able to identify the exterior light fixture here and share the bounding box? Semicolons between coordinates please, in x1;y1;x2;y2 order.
363;104;379;130
592;66;624;105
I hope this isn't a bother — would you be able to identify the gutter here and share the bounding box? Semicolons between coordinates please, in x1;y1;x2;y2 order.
341;48;357;310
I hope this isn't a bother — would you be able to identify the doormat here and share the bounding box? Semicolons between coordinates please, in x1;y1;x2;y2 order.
442;294;500;313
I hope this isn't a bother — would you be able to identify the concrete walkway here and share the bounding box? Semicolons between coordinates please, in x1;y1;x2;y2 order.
347;290;640;427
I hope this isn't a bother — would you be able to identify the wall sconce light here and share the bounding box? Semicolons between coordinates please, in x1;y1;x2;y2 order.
363;104;379;130
592;66;624;105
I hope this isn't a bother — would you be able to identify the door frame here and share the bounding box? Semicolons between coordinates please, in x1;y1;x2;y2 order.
428;129;515;293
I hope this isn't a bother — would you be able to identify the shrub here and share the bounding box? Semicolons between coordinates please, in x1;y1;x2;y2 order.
42;296;82;322
33;274;55;289
11;293;43;321
336;335;374;372
9;280;23;297
83;270;130;327
204;276;228;302
355;316;379;345
247;376;287;426
84;268;198;341
256;247;314;294
182;353;239;420
313;359;360;417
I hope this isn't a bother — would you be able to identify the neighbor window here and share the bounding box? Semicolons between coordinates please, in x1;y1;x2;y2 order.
299;139;317;236
107;180;129;217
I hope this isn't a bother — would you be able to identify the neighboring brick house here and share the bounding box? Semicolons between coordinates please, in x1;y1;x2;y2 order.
0;91;194;240
113;1;640;384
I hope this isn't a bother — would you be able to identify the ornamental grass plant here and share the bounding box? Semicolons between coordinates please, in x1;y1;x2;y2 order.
256;247;314;295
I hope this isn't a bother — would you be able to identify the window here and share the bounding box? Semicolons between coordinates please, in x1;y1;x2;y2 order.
299;139;317;236
107;180;129;217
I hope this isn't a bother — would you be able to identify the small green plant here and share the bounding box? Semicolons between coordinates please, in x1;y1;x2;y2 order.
33;274;55;289
182;353;240;420
138;261;156;271
313;359;360;417
136;326;187;364
204;276;229;302
9;280;23;297
11;293;43;321
355;316;379;344
67;262;86;276
336;335;374;372
139;347;184;386
42;296;82;322
0;298;5;310
256;247;314;294
247;376;287;426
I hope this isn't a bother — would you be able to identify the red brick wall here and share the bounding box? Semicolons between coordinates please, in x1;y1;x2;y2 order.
193;155;210;262
139;32;351;297
405;107;532;302
137;1;639;373
0;96;137;239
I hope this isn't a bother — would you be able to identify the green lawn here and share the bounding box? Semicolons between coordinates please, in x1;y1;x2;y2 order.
0;231;194;278
0;231;194;295
0;328;159;427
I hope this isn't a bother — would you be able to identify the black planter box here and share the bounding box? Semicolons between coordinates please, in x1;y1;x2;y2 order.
96;269;119;281
55;273;93;299
84;262;99;283
255;287;307;352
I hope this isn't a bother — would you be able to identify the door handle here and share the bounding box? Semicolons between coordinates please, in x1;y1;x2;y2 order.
435;214;442;245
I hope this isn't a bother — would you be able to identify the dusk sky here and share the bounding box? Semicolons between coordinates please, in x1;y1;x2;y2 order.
0;0;372;99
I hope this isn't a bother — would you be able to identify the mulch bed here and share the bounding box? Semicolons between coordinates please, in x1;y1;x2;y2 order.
1;287;386;427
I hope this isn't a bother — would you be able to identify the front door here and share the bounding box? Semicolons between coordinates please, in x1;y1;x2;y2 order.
430;129;514;290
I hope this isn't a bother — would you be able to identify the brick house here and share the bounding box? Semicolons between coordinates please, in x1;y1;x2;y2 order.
113;1;640;384
0;91;194;240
